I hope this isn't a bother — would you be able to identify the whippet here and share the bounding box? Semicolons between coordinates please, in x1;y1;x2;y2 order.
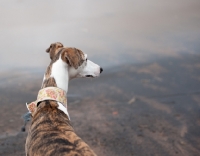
25;43;103;156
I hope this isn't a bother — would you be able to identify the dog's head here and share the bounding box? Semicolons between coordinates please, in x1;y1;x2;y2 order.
46;43;103;79
42;45;103;90
46;42;64;59
57;47;103;79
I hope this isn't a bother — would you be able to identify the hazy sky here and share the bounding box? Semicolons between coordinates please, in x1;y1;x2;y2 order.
0;0;200;70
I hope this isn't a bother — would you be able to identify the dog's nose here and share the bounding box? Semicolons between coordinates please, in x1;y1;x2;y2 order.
100;67;103;73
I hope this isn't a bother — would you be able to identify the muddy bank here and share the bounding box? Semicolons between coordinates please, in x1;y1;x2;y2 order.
0;53;200;156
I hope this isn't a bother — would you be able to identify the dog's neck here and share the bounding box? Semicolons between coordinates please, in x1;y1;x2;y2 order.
40;52;70;119
42;52;69;93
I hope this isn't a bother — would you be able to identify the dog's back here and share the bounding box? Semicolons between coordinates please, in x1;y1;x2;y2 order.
26;100;96;156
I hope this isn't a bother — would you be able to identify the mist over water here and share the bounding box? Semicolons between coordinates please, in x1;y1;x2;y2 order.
0;0;200;71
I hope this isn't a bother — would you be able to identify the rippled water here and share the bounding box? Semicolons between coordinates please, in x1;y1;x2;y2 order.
0;0;199;71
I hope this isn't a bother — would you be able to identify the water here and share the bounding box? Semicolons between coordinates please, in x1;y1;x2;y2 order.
0;0;200;71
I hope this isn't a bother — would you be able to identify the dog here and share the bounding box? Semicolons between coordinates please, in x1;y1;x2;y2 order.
25;43;103;156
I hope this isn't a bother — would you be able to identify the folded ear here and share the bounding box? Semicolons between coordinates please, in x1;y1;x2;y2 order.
46;44;52;53
46;42;64;60
62;48;85;69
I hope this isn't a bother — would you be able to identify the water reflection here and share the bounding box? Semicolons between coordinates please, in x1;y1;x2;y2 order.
0;0;199;70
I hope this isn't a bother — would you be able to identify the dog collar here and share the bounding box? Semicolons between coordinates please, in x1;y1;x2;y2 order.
26;87;67;114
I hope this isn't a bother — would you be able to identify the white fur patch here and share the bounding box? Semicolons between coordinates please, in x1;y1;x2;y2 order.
43;74;46;82
77;59;101;77
41;74;46;88
51;56;69;93
57;102;70;120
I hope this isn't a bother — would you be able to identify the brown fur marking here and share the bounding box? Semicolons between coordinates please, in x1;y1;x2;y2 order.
61;48;85;69
46;42;64;60
42;77;57;88
26;101;96;156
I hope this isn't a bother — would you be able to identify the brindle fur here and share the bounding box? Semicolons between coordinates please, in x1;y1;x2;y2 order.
42;77;57;88
26;101;96;156
61;48;85;69
46;42;64;60
26;45;97;156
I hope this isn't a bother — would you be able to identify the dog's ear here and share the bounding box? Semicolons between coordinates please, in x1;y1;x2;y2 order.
46;44;52;53
62;48;85;69
46;42;64;60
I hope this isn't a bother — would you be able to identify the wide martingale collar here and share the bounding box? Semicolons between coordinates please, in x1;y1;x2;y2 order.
26;87;67;114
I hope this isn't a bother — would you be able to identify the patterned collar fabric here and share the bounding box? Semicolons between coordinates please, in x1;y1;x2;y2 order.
26;87;67;114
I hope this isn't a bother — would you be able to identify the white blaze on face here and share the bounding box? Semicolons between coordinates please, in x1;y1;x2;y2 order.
77;53;101;78
68;53;101;79
78;59;101;77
